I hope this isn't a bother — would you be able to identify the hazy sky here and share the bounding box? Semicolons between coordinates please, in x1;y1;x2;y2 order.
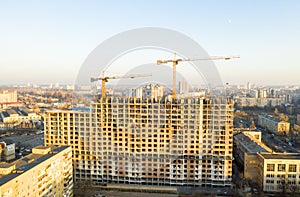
0;0;299;86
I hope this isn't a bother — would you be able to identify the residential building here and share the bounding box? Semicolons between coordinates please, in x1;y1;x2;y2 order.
258;114;290;134
0;91;18;109
179;81;189;94
44;97;234;187
0;146;73;197
131;84;164;100
235;98;282;108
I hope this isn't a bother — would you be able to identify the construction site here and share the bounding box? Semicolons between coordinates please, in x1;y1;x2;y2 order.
44;96;233;188
44;54;235;191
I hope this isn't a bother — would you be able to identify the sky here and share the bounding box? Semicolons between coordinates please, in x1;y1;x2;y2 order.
0;0;300;86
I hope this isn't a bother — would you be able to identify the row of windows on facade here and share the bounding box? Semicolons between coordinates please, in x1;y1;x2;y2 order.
73;170;228;178
46;134;232;144
265;180;298;185
266;174;300;179
267;163;298;172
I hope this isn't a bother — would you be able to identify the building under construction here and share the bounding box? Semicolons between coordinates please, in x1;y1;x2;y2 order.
44;96;234;187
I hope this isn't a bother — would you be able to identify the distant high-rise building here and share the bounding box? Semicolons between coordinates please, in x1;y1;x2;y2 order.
258;89;267;98
131;84;164;100
247;82;252;90
66;85;75;91
142;84;164;100
132;87;143;98
45;96;234;188
54;82;60;89
179;81;189;94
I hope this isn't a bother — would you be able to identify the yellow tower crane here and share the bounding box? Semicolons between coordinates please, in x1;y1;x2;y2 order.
157;53;239;99
91;73;151;100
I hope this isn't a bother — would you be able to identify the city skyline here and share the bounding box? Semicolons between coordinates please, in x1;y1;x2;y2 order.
1;1;300;86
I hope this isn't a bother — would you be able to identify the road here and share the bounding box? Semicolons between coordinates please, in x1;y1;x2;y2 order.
0;133;44;155
234;117;299;153
260;129;298;153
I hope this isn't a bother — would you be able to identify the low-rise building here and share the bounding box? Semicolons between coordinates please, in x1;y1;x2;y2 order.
0;146;73;197
0;142;15;161
297;114;300;125
257;153;300;193
0;108;41;125
258;114;290;134
234;132;272;181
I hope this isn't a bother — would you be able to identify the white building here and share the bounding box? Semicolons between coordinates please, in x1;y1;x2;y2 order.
179;81;189;94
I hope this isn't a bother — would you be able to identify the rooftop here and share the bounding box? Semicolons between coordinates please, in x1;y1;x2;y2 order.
6;109;18;116
234;132;272;154
259;152;300;160
0;146;70;186
259;114;284;123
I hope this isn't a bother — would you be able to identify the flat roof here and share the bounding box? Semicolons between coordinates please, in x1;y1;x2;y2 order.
259;114;288;124
0;163;15;168
234;132;269;154
34;146;50;150
259;152;300;160
0;146;70;186
6;109;18;116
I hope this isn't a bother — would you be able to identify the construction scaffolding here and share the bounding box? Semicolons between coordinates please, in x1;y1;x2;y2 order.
44;96;234;187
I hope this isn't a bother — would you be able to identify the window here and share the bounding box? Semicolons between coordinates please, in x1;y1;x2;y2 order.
266;174;274;178
278;164;286;172
267;164;275;171
266;185;274;191
277;174;285;178
289;164;297;172
288;174;297;178
266;179;274;184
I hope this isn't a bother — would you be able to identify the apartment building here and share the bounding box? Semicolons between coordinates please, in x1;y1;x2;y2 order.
258;114;290;134
235;98;282;108
45;97;234;187
132;84;164;100
257;153;300;193
0;91;18;109
0;146;73;197
0;91;17;104
179;81;189;94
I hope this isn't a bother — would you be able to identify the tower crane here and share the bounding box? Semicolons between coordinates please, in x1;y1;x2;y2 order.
91;73;151;100
157;53;239;99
